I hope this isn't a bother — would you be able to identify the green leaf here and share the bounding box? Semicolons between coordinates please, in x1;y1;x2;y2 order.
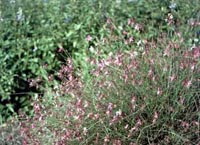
6;104;14;113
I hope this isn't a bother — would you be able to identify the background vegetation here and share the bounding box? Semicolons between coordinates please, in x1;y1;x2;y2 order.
0;0;199;144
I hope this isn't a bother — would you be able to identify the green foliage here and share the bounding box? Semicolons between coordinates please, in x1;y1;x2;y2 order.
0;0;63;122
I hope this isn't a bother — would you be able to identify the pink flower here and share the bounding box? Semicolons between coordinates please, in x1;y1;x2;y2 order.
152;111;159;124
129;37;134;43
128;119;142;137
164;46;170;56
124;124;129;129
31;123;35;129
86;35;92;41
106;18;112;24
112;139;122;145
128;18;135;26
179;96;185;105
83;127;88;136
157;87;163;95
34;103;40;112
131;96;137;111
192;121;199;127
181;121;189;131
169;74;176;82
134;23;142;31
104;135;110;143
123;31;128;35
183;79;192;88
136;118;142;126
190;62;196;71
192;47;200;59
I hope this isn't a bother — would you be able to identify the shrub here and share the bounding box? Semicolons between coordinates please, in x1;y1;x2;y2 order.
0;0;64;122
18;40;199;144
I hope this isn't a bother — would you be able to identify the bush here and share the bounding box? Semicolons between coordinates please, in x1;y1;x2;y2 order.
0;0;59;122
18;41;200;144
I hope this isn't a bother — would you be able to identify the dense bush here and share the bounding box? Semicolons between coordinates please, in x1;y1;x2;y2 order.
0;0;61;122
